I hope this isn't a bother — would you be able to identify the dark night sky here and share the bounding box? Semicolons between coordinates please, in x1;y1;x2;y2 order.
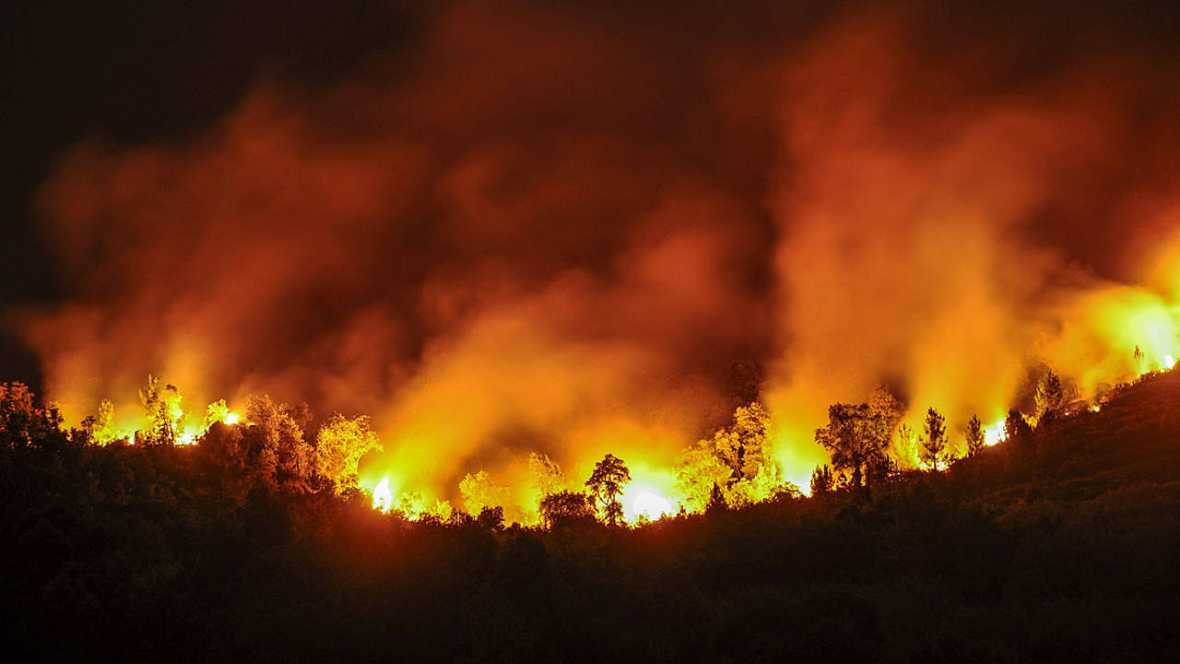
5;0;1180;395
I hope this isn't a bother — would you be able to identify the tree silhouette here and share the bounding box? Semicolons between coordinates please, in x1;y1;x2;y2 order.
1004;409;1032;442
919;408;948;471
814;403;891;490
2;377;1179;661
1034;369;1065;424
245;395;316;492
586;453;631;526
0;382;66;450
964;414;985;458
726;361;763;407
539;490;595;528
810;464;835;496
869;386;904;432
706;482;728;513
476;505;505;531
138;374;180;446
81;399;119;445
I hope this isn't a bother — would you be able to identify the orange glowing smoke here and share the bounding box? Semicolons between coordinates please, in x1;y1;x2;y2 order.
14;3;1180;522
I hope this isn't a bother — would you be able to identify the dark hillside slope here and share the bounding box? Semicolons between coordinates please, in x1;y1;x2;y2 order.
948;369;1180;501
1;374;1179;663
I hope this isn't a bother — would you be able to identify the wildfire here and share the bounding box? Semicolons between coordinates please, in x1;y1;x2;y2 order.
19;2;1180;536
38;245;1180;527
613;458;684;524
983;418;1007;447
365;473;451;519
68;385;246;447
371;476;394;512
623;485;675;523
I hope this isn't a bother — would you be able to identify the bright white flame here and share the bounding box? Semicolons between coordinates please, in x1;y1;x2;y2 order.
177;429;199;445
223;411;241;425
1165;354;1176;370
624;486;674;523
372;476;394;512
983;418;1006;447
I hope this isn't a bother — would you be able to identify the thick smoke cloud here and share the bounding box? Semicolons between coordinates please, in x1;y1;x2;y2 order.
21;1;1180;495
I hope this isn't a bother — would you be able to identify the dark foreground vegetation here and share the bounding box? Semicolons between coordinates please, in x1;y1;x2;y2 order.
3;374;1180;663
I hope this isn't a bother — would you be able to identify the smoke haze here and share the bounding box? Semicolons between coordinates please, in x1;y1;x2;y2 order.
18;1;1180;495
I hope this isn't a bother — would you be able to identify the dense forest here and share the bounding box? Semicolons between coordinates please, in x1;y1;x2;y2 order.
2;370;1178;663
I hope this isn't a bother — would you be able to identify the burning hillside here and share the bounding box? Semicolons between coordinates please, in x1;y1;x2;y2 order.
8;3;1180;660
9;2;1180;526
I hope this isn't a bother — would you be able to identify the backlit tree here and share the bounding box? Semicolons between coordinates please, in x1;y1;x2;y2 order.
810;464;835;496
1035;368;1066;425
815;403;892;490
919;407;948;471
138;374;181;446
586;453;631;526
964;415;985;458
539;490;595;529
246;395;316;492
1004;409;1032;442
315;414;382;492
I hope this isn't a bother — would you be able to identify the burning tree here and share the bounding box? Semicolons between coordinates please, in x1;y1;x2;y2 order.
677;444;736;512
528;452;565;497
315;414;382;492
714;402;771;483
814;402;892;490
586;453;631;526
138;374;182;446
460;470;511;518
81;399;119;445
894;422;918;467
204;399;239;427
677;401;781;510
245;395;316;492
